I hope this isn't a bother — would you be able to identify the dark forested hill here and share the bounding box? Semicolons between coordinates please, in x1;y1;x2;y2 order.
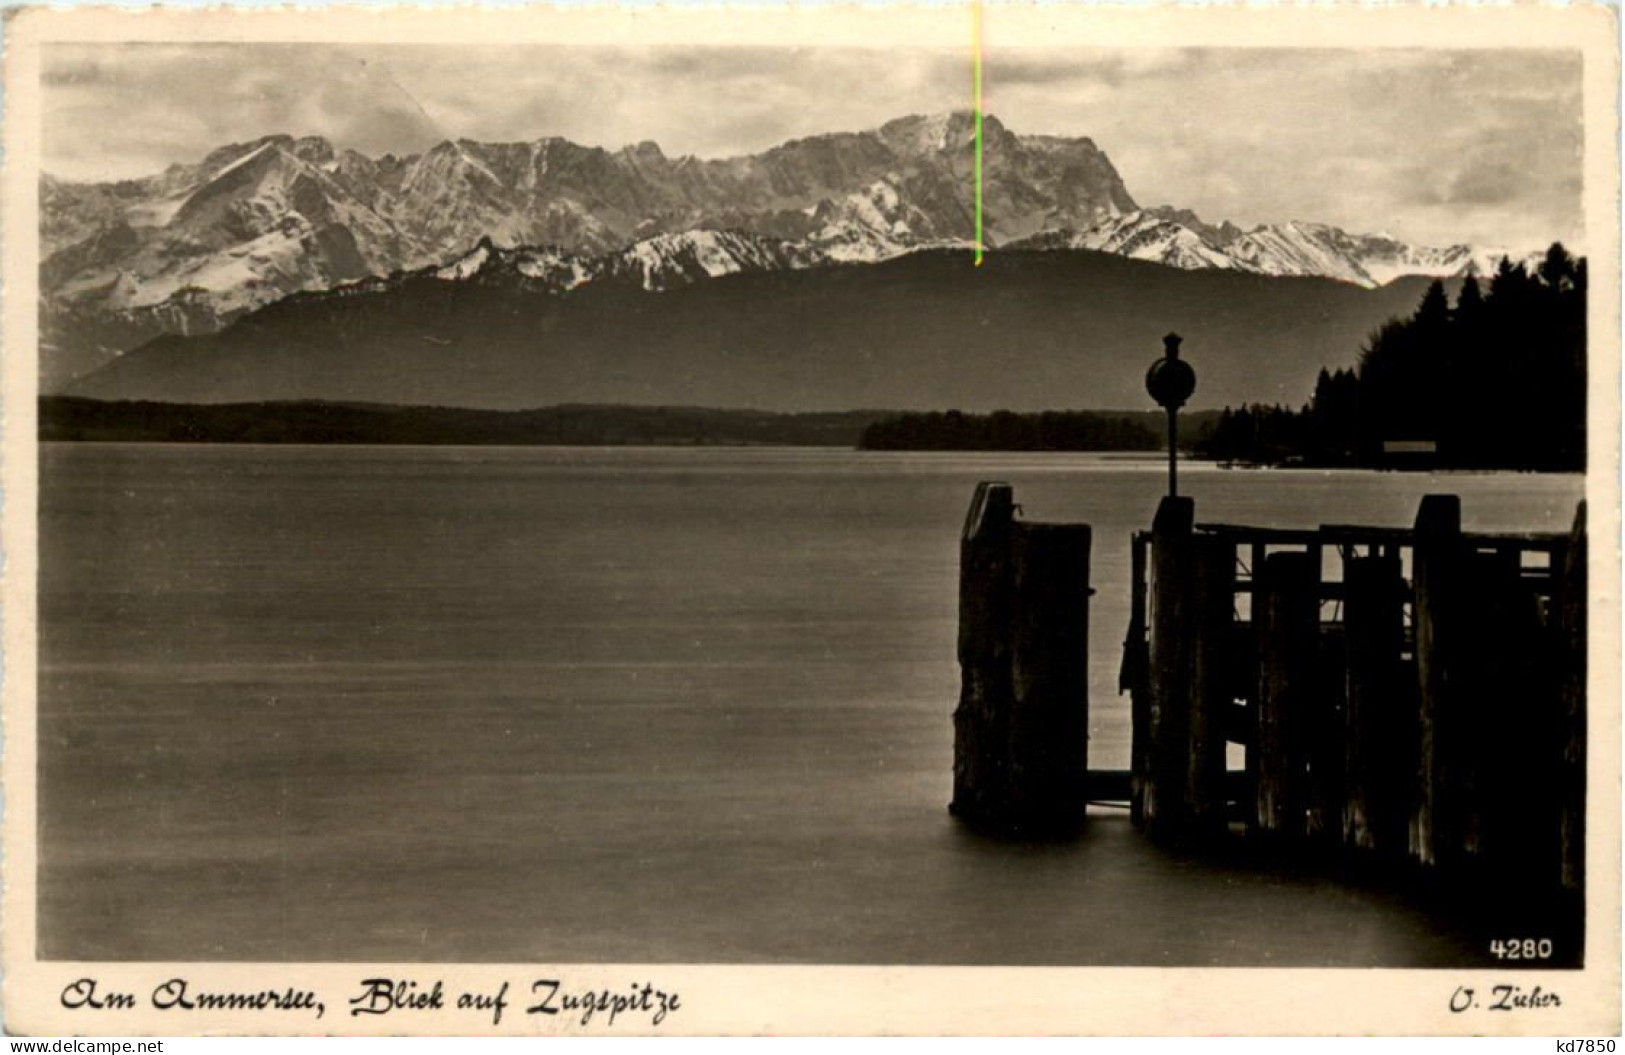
69;250;1443;412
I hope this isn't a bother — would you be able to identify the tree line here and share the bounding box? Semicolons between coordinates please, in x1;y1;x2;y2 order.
39;397;891;447
1204;244;1586;471
859;409;1165;451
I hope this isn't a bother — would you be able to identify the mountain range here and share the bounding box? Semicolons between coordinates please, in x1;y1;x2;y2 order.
66;247;1448;412
41;111;1537;393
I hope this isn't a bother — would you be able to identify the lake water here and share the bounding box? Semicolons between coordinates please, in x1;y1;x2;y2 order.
37;444;1584;964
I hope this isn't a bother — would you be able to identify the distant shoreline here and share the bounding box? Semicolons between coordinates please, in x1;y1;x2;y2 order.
36;398;1581;474
38;397;1195;452
39;397;892;448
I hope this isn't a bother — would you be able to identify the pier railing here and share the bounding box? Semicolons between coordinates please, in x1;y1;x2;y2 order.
1121;493;1586;895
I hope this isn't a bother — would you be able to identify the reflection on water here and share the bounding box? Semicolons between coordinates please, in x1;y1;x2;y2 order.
38;444;1583;963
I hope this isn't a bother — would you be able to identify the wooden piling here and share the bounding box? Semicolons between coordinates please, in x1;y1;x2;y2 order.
1239;540;1269;834
953;482;1016;828
1558;502;1587;894
1187;534;1235;834
1127;532;1151;826
1254;551;1318;838
953;482;1092;834
1009;520;1093;826
1412;494;1464;869
1467;544;1545;877
1342;551;1410;855
1143;496;1194;836
1308;620;1348;844
1298;541;1343;844
1143;497;1234;840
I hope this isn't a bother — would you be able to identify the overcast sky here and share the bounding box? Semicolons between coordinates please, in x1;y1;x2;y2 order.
43;44;1582;251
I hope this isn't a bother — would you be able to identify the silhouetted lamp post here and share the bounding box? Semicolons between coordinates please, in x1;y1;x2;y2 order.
1145;332;1196;497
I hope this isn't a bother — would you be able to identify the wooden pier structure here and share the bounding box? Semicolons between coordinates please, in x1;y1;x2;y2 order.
953;482;1587;914
951;481;1094;834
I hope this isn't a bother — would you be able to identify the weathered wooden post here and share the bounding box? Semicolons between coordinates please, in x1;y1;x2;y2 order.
1342;550;1412;856
1254;551;1318;839
1187;532;1236;833
953;482;1092;834
1298;540;1345;845
1412;494;1465;869
954;482;1015;827
1126;532;1151;825
1010;520;1093;824
1142;496;1192;834
1468;543;1547;881
1142;496;1232;840
1308;612;1349;845
1557;502;1587;894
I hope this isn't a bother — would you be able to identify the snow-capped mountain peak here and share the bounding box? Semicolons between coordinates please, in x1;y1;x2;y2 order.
1011;208;1531;289
434;239;494;281
412;230;808;296
39;113;1547;391
606;230;798;289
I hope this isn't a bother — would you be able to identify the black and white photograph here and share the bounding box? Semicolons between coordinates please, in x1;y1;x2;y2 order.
2;4;1619;1036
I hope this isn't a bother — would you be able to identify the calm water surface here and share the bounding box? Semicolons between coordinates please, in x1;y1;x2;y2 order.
38;444;1584;963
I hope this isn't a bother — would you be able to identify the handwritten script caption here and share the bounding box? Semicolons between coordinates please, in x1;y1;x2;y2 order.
60;976;681;1029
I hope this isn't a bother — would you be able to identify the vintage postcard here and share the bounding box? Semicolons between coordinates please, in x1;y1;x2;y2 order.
2;2;1619;1036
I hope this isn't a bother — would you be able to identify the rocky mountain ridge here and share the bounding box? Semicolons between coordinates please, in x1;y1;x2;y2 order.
41;111;1532;390
1010;209;1538;288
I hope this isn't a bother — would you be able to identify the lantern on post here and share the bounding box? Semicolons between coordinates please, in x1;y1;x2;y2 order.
1145;332;1197;497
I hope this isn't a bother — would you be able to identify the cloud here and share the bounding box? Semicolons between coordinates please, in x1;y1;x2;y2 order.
993;49;1200;90
1446;165;1523;207
988;46;1582;248
41;43;1583;250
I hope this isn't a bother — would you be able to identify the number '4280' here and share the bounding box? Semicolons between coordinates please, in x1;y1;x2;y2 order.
1491;938;1553;960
